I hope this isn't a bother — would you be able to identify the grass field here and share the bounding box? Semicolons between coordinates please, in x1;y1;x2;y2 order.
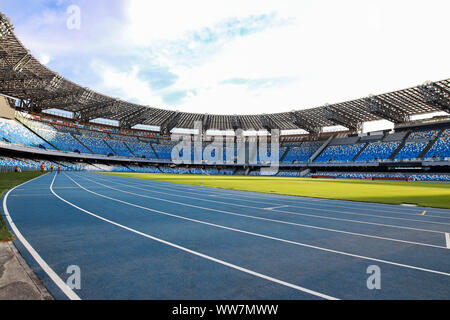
0;171;44;241
102;172;450;209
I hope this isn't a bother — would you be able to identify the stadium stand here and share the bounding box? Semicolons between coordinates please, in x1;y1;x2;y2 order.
0;10;449;183
276;170;301;177
2;114;450;174
105;139;134;157
21;119;90;153
395;142;428;160
2;115;450;182
0;118;53;149
153;142;176;160
283;141;322;163
129;140;158;159
424;129;450;160
407;129;440;141
315;144;365;163
74;132;114;156
0;156;80;172
355;141;400;162
308;171;450;182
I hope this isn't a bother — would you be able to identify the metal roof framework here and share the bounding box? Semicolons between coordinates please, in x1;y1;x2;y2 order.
1;12;449;134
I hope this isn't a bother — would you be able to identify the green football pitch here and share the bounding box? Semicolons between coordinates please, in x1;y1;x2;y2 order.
101;173;450;209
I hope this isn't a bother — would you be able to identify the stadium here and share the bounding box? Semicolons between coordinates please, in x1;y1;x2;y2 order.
0;5;449;303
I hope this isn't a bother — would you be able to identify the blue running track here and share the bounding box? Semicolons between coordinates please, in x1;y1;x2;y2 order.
2;172;450;300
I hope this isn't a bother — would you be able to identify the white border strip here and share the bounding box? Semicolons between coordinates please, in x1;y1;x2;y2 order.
51;174;337;300
2;173;81;300
446;233;450;249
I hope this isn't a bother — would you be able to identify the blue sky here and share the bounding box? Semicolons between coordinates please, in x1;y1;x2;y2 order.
1;0;449;123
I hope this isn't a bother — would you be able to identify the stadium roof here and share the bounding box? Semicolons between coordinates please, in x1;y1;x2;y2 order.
0;12;449;133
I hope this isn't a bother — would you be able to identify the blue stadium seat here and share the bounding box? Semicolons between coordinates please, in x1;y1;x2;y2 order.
0;119;54;149
315;144;365;162
356;142;399;162
395;142;428;160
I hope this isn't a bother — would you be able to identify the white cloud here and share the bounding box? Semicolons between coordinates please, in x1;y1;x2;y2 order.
12;0;450;122
124;0;301;45
120;0;450;115
91;60;165;106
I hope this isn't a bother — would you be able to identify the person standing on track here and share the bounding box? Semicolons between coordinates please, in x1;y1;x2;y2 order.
40;162;45;173
57;165;61;174
50;163;54;173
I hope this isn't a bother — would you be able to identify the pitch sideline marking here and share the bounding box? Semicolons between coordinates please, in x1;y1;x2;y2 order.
3;173;81;300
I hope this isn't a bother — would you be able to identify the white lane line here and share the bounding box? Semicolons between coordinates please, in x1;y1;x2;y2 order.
264;205;290;211
51;175;337;300
220;192;450;218
198;194;450;226
96;174;450;225
3;173;81;301
83;175;448;248
159;178;450;219
87;174;447;236
66;174;450;277
446;233;450;249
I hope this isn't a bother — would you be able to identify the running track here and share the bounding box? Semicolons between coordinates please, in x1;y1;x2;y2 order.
2;172;450;300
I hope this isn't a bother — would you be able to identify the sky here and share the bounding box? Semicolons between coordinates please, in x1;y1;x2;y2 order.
1;0;449;130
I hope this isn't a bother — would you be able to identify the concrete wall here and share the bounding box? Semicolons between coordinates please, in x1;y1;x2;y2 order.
0;96;15;119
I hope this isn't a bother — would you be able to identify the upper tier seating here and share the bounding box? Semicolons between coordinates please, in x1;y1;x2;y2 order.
153;143;175;160
356;141;400;162
3;117;450;167
395;142;428;160
315;144;365;163
24;120;90;153
407;129;440;141
0;118;53;149
424;129;450;160
74;133;114;155
283;141;322;163
106;139;134;157
130;141;158;159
